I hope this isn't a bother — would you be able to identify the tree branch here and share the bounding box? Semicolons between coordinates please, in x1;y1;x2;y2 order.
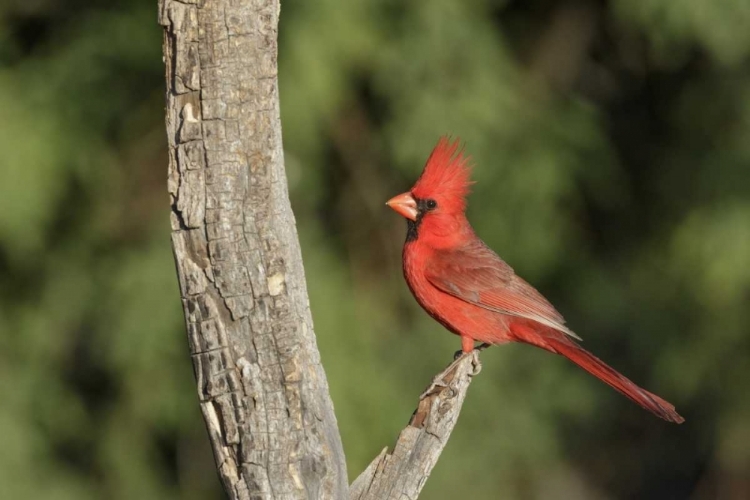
350;351;482;500
160;1;348;498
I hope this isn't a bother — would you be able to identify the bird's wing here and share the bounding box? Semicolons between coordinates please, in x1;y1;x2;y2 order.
425;243;581;340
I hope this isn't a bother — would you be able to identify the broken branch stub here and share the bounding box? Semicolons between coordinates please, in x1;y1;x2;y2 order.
350;351;482;500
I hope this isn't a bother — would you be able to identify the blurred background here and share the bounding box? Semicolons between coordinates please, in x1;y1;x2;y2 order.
1;0;749;498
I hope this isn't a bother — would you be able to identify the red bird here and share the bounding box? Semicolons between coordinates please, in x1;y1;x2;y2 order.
387;137;684;423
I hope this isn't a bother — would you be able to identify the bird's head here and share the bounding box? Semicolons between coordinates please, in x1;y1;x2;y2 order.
387;136;474;245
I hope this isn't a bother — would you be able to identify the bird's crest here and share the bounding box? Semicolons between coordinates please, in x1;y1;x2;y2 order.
411;136;473;209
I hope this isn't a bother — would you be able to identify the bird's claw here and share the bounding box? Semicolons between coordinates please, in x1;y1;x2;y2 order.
469;349;482;375
420;349;483;399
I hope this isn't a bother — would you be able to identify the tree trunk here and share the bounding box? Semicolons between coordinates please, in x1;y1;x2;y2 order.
159;1;348;498
160;1;480;499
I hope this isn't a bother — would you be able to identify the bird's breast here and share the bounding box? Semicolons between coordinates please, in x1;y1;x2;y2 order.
402;243;511;344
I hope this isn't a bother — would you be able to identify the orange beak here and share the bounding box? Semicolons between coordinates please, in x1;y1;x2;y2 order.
386;192;418;221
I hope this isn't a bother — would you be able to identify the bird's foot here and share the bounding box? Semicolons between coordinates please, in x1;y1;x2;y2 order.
420;349;482;399
461;344;489;374
469;348;483;375
455;342;490;360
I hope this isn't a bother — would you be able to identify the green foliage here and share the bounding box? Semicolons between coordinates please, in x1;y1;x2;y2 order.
614;0;750;65
2;0;749;499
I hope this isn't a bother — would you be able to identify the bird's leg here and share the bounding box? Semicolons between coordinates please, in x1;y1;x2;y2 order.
461;336;475;354
452;336;486;360
420;348;482;399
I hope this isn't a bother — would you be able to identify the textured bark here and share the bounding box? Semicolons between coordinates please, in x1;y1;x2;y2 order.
159;1;348;498
350;352;482;500
160;1;480;498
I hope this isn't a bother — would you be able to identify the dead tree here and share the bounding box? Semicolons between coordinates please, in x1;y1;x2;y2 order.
160;1;480;498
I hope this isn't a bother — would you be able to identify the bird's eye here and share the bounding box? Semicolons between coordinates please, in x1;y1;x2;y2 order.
425;199;437;210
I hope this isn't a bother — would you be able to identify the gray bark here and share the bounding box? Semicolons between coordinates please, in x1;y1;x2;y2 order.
159;1;348;498
160;1;480;499
349;352;482;500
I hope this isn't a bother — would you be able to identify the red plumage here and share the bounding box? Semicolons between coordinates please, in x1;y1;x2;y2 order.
387;136;684;424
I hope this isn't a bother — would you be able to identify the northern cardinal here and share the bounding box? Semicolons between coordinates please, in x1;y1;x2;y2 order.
387;137;684;423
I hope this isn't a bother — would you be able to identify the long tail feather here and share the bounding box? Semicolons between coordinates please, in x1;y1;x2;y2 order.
548;337;684;423
509;324;684;423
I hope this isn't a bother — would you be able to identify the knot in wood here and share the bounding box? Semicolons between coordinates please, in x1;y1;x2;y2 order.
438;400;453;416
